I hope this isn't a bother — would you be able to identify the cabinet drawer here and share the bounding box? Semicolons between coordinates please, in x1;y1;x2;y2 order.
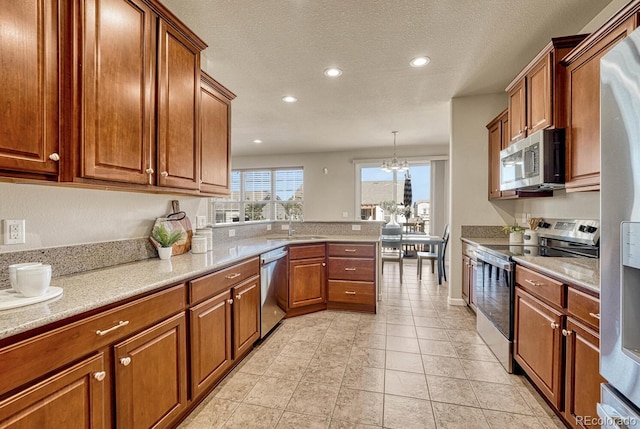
190;257;259;304
328;280;375;306
289;244;325;260
328;257;375;282
0;284;186;396
567;287;600;330
516;265;564;308
327;243;375;258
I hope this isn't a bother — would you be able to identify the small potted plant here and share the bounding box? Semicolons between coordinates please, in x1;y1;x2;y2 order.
503;223;525;244
151;224;184;260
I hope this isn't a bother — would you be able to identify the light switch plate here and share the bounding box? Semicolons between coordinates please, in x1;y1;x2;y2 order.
352;224;361;231
228;229;235;237
196;216;207;228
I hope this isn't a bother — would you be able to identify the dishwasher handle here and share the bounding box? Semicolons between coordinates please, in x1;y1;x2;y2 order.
261;250;288;265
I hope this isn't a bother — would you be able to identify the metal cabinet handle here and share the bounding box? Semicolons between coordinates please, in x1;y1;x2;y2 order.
160;171;168;177
524;279;542;287
344;249;357;253
562;329;572;337
589;312;601;320
120;357;131;366
227;299;233;305
93;371;106;381
236;294;241;300
550;322;559;329
225;273;241;280
96;320;129;336
345;291;356;295
145;168;154;174
49;153;60;161
345;268;357;271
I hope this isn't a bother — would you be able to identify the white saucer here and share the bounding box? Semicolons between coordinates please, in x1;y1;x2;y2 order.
0;287;63;310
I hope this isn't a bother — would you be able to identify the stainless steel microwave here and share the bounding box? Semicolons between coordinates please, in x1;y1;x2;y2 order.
499;128;565;191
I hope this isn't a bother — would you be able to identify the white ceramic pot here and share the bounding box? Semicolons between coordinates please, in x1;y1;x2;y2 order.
9;262;43;292
523;229;539;245
157;247;173;260
387;213;399;226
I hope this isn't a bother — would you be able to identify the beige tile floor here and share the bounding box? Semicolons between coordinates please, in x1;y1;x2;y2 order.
179;260;567;429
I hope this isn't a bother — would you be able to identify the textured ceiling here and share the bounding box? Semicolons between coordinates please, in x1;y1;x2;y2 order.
162;0;613;156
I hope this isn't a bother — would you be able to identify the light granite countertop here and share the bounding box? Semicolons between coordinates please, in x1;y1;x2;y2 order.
0;235;378;341
461;237;599;294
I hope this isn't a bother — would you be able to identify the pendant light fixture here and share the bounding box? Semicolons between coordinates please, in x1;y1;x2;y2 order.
381;131;409;172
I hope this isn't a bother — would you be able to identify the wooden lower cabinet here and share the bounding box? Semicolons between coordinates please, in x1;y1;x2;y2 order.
113;312;188;429
563;317;605;429
0;353;106;428
189;289;233;398
514;287;564;409
289;257;327;309
232;276;261;359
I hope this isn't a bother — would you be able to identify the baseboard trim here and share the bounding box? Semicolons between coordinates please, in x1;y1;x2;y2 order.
447;297;467;306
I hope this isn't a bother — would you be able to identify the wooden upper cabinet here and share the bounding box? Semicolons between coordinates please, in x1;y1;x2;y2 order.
562;15;636;191
0;0;60;177
200;72;236;195
487;110;506;199
79;0;156;185
507;81;527;144
506;35;587;145
527;54;552;134
157;20;201;190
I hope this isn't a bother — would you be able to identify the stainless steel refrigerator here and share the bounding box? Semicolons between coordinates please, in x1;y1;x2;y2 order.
600;24;640;427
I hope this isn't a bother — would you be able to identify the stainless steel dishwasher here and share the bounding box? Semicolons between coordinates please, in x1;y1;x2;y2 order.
260;247;288;338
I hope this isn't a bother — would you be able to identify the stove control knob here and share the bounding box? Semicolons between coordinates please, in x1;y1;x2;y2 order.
578;225;588;233
587;226;598;234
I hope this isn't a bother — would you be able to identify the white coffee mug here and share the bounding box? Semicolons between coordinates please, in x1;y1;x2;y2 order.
9;262;43;292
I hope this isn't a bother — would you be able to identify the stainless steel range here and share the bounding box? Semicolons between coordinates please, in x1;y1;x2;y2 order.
475;218;599;373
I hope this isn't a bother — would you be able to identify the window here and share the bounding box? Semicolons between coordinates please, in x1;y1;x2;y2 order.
357;162;431;232
212;168;303;225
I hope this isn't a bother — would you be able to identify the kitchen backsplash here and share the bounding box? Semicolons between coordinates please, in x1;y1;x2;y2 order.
461;225;505;238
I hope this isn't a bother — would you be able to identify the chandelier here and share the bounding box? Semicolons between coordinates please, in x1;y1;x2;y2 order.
381;131;409;172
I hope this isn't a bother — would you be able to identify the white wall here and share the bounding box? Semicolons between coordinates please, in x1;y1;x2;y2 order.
233;145;449;221
449;94;512;304
0;182;208;253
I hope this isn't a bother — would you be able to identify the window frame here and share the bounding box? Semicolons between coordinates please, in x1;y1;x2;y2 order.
211;167;304;225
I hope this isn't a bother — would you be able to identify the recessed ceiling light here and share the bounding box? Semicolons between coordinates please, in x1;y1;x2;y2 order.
253;139;263;144
410;56;430;67
324;67;342;77
282;96;298;103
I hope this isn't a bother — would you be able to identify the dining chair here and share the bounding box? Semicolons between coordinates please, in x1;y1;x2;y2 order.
417;224;450;281
381;225;403;283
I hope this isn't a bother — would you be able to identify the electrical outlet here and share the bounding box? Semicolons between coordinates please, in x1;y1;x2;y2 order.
228;229;235;237
3;219;25;245
267;224;272;231
342;212;349;218
281;224;289;230
196;215;207;228
352;224;361;231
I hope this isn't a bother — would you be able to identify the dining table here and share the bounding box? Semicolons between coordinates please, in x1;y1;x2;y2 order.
380;232;445;285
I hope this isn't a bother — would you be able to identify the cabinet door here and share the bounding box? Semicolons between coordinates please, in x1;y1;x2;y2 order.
488;120;502;200
80;0;155;184
0;0;60;176
469;260;478;308
508;80;526;144
200;74;232;195
114;313;187;429
563;318;605;429
232;276;260;359
564;17;635;191
514;287;564;408
0;353;106;428
189;290;232;399
526;55;552;134
461;255;470;303
289;257;327;309
157;20;200;190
